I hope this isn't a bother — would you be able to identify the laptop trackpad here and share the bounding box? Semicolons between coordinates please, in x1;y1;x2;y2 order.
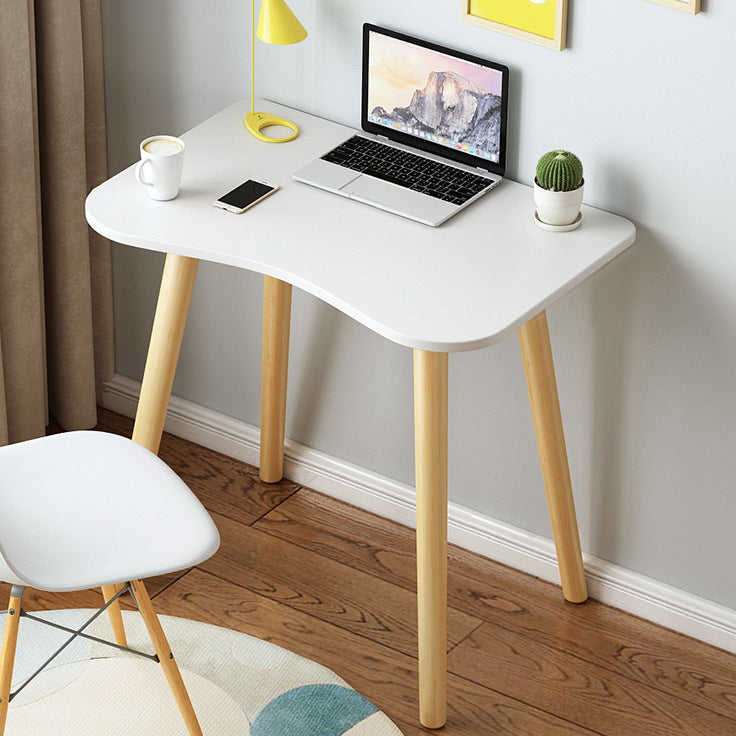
293;158;361;191
342;174;455;224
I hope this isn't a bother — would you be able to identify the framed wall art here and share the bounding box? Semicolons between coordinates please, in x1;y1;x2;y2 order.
461;0;568;51
645;0;700;13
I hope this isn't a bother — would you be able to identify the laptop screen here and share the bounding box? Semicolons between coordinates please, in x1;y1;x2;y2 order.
362;25;509;177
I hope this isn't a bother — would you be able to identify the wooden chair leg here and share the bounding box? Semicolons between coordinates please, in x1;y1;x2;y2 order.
260;275;292;483
413;349;448;729
0;589;23;736
130;580;202;736
518;310;588;603
101;584;128;646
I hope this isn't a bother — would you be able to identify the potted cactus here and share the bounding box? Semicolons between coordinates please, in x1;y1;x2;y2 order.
534;150;584;229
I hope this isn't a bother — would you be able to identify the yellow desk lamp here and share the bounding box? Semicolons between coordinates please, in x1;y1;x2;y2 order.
245;0;307;143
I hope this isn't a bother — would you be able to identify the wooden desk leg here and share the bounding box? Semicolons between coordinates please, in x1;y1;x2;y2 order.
131;253;199;454
413;349;448;729
518;310;588;603
103;254;198;643
260;276;292;483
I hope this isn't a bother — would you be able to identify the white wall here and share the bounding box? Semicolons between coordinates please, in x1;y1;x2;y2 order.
101;1;736;609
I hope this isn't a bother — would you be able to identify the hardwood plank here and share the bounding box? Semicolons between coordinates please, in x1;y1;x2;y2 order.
145;570;191;599
200;512;481;655
154;568;601;736
95;407;300;525
1;572;183;615
1;584;132;612
447;622;736;736
256;488;736;719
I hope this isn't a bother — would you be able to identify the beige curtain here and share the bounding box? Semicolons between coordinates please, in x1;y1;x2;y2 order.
0;0;114;445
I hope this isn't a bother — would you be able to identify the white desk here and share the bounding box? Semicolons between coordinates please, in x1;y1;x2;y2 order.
86;100;636;729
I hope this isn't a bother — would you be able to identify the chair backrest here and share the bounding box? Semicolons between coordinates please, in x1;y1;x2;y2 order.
0;431;219;591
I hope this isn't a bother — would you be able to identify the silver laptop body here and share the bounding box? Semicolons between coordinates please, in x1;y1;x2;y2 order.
293;24;510;227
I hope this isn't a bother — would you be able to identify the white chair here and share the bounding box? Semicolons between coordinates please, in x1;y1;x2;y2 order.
0;430;220;736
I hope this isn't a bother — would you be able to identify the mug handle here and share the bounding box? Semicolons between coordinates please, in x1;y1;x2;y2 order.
135;158;154;186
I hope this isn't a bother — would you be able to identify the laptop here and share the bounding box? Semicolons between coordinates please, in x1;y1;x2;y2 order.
293;24;509;227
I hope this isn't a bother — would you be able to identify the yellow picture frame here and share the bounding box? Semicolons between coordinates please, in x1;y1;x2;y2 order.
645;0;700;13
461;0;568;52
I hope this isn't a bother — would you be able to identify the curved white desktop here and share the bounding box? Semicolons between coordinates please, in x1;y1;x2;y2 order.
87;101;634;353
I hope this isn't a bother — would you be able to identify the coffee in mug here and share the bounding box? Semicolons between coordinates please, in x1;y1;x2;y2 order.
135;135;185;200
142;138;184;155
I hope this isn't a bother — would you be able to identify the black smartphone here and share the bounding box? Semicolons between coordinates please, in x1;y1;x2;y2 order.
213;179;279;213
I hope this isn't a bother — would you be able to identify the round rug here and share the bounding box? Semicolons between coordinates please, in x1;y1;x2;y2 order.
4;609;403;735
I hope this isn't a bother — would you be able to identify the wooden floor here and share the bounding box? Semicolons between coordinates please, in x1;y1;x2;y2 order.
4;407;736;735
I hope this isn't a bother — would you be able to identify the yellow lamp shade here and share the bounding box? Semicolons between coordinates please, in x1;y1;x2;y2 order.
257;0;307;45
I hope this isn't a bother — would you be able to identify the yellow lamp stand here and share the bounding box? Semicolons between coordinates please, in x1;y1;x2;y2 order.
244;111;299;143
247;0;307;143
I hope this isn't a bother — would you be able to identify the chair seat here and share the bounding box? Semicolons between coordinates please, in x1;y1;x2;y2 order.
0;431;219;592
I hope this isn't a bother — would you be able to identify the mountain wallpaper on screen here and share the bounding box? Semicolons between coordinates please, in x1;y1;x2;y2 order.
371;70;502;155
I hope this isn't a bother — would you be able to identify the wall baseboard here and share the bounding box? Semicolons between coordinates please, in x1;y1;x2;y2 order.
103;372;736;654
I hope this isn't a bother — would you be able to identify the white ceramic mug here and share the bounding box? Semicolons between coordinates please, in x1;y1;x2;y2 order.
135;135;185;200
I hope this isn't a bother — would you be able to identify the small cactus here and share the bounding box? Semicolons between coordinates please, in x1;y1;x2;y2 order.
536;150;583;192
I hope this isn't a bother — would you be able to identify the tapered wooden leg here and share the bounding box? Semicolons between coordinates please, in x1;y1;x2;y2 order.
518;310;588;603
0;589;23;736
130;580;202;736
413;350;448;729
131;253;199;454
101;584;128;646
260;276;292;483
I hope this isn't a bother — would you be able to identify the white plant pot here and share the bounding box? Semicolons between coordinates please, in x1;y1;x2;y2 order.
534;180;584;227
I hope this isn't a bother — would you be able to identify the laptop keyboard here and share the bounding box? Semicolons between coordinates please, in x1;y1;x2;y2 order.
321;136;494;205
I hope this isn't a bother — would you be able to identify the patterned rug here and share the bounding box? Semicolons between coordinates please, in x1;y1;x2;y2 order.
4;609;402;735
